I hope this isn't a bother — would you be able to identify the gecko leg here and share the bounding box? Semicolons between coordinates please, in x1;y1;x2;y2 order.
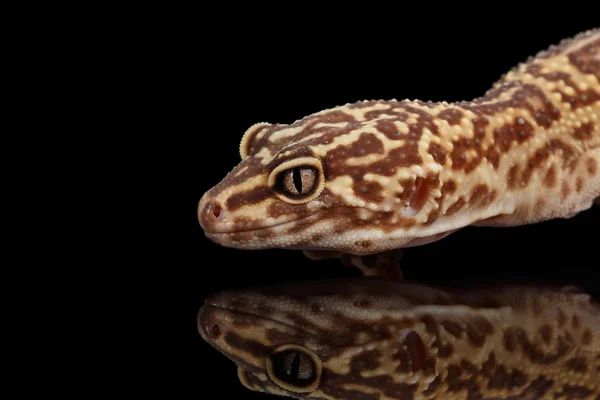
303;249;404;279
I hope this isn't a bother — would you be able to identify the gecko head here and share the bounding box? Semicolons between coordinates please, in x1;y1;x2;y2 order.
198;102;448;255
198;278;457;399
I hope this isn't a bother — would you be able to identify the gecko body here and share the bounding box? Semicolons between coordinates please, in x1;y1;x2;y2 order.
199;279;600;400
198;29;600;275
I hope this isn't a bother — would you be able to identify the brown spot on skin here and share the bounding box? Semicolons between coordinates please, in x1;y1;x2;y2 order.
558;310;567;327
423;376;441;395
507;165;520;190
324;369;417;400
582;329;592;345
572;314;581;330
539;324;553;345
496;119;535;152
446;116;495;172
385;142;422;169
265;328;307;344
376;119;403;140
320;383;381;400
543;165;558;188
588;157;598;175
350;349;381;371
526;66;600;109
470;184;491;206
224;332;271;357
485;146;501;170
437;343;453;358
465;317;493;347
525;376;555;397
514;328;573;364
267;201;310;219
521;139;576;187
450;141;469;171
445;197;466;216
310;303;321;313
445;365;468;391
576;177;584;193
573;121;595;140
568;37;600;80
421;314;437;335
226;187;271;211
566;357;588;373
312;233;324;242
420;315;453;359
487;365;528;390
438;108;464;125
441;320;464;338
354;180;385;203
562;181;570;200
459;359;477;373
557;385;594;399
424;207;441;226
353;299;371;308
481;352;497;376
441;180;457;196
428;142;447;164
504;328;518;352
326;132;384;165
355;240;372;249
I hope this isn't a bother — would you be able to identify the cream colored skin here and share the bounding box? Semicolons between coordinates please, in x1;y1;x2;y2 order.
199;279;600;400
198;29;600;276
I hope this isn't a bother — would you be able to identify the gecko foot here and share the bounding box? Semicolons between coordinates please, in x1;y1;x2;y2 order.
303;249;404;279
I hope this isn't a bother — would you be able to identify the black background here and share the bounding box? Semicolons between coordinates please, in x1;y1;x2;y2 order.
176;17;599;400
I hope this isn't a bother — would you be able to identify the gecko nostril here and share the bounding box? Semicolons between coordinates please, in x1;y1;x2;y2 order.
212;204;222;219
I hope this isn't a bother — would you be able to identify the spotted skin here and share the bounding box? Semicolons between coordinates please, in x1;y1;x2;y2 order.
198;29;600;275
199;279;600;400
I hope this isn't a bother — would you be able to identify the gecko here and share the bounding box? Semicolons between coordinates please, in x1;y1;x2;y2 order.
199;278;600;400
198;29;600;277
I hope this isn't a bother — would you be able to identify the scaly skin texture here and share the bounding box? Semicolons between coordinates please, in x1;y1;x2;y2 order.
198;29;600;276
199;279;600;400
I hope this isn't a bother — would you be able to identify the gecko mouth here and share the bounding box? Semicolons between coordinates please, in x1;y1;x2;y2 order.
200;302;325;342
203;211;324;239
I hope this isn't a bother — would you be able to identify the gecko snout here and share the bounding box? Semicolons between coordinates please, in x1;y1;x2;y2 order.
197;304;223;342
197;193;226;233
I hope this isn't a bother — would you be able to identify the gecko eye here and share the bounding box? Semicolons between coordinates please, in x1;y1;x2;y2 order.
278;166;317;197
266;345;322;393
269;157;325;204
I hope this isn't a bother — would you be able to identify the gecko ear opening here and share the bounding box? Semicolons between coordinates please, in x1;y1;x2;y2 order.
402;176;430;217
399;329;426;372
240;122;272;160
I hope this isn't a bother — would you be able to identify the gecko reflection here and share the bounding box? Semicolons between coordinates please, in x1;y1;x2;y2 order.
199;278;599;400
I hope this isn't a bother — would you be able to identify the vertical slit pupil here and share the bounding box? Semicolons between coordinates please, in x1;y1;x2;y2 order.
293;167;303;193
290;352;300;378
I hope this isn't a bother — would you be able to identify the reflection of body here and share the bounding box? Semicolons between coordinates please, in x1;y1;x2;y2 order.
200;278;600;400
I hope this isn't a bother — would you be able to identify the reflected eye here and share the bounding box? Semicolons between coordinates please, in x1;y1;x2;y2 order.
272;350;315;383
278;166;317;198
266;345;322;393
